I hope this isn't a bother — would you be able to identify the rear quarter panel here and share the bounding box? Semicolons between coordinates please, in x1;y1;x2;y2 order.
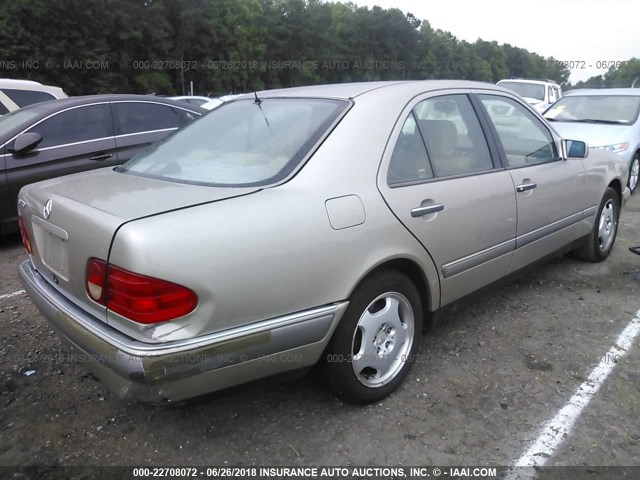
108;91;440;342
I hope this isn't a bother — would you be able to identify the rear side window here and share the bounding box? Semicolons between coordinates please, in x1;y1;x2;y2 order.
120;98;349;187
1;88;56;107
113;102;194;135
0;102;8;115
388;113;433;185
415;95;493;177
30;104;113;148
388;95;494;183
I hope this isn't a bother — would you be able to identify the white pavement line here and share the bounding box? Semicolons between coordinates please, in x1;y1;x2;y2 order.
0;289;26;300
505;311;640;480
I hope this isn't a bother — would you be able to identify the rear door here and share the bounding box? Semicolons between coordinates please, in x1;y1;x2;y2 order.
111;101;198;162
475;93;587;272
379;91;517;306
5;103;118;224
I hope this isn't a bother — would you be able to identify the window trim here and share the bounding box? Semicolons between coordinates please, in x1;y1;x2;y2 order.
388;165;506;189
114;127;178;140
384;91;504;189
28;135;116;152
472;92;562;170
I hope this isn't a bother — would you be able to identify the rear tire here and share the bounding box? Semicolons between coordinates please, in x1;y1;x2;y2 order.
323;270;423;404
574;187;619;262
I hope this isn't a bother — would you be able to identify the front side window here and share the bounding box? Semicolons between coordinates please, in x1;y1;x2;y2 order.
0;107;44;137
29;104;113;149
480;95;556;167
119;98;349;187
113;102;195;135
544;95;640;125
0;102;9;115
1;88;56;107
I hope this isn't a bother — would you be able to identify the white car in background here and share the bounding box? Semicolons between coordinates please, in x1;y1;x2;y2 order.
0;79;67;115
497;79;562;113
168;95;212;107
201;94;245;110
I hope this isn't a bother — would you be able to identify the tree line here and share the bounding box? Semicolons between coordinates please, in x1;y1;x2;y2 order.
0;0;636;96
574;59;640;89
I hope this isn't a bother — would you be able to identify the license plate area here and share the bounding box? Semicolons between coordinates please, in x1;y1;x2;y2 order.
32;218;70;281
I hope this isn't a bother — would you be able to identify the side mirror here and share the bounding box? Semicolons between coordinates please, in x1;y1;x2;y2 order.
9;132;43;155
563;139;588;159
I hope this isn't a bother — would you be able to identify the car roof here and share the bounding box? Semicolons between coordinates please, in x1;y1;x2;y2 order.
243;80;507;100
497;79;557;86
564;88;640;96
170;95;211;101
18;94;208;113
0;78;45;87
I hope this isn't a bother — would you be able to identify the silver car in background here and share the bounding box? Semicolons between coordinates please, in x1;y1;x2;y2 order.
17;81;629;404
544;88;640;194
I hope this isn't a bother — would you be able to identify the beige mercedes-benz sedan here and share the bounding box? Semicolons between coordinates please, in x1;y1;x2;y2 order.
17;81;630;404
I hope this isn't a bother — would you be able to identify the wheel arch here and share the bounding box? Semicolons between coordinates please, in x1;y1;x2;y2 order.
608;178;623;202
347;257;437;317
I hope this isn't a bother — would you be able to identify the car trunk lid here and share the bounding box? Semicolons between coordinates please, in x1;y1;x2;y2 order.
19;167;260;323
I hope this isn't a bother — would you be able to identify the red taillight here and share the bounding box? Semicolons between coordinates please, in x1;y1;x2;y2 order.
86;258;106;303
18;217;32;255
86;258;197;324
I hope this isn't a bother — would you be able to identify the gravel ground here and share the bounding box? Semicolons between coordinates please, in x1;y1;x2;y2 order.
1;195;639;474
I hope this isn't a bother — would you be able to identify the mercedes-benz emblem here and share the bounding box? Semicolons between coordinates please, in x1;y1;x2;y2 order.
43;199;53;220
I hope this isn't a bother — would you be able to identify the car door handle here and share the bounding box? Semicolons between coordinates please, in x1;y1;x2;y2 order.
516;182;537;193
89;153;113;161
411;203;444;217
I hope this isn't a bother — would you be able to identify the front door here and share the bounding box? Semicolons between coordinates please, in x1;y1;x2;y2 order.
475;93;586;272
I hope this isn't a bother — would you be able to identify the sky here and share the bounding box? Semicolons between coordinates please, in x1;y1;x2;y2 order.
345;0;640;84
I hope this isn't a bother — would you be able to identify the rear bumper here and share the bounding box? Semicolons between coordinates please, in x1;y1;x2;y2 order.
19;260;347;403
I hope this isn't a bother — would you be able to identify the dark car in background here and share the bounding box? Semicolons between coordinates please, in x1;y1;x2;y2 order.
0;94;204;234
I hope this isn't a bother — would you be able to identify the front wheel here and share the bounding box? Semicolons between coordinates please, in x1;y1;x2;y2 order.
323;270;423;403
574;187;619;262
628;153;639;194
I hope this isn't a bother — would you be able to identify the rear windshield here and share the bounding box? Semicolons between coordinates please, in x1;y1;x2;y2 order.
1;88;57;107
498;82;545;101
119;97;349;187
